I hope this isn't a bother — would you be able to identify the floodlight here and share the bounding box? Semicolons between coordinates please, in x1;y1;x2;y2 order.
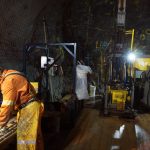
127;52;136;62
41;56;54;68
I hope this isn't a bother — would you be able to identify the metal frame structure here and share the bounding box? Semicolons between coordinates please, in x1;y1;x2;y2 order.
22;43;77;94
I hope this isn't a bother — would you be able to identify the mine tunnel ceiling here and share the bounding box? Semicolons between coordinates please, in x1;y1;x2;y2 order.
0;0;149;68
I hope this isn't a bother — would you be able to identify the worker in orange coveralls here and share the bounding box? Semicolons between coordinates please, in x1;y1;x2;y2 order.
0;67;44;150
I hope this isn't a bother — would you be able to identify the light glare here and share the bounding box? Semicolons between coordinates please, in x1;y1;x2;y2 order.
127;52;136;62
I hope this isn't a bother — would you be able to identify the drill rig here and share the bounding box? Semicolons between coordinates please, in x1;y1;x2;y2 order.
103;0;135;117
102;0;150;117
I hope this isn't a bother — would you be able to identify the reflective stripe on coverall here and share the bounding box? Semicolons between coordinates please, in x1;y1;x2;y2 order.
0;69;44;150
17;101;44;150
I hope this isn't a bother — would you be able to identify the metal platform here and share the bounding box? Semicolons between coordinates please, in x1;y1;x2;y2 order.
0;117;17;149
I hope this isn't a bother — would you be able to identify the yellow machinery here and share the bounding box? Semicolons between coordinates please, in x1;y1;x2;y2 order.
133;56;150;107
133;57;150;71
108;57;150;112
111;90;128;111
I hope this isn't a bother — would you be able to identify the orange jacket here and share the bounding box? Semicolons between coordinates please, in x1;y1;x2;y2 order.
0;69;36;127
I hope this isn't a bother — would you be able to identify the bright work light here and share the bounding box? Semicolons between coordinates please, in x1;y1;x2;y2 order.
127;52;136;62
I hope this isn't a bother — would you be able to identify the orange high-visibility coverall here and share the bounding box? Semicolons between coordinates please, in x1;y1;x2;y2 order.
0;69;44;150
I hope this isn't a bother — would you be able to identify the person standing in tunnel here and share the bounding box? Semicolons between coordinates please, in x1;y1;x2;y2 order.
75;60;92;110
0;67;44;150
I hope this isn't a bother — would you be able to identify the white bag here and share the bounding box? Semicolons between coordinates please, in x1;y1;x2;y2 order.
75;64;92;100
